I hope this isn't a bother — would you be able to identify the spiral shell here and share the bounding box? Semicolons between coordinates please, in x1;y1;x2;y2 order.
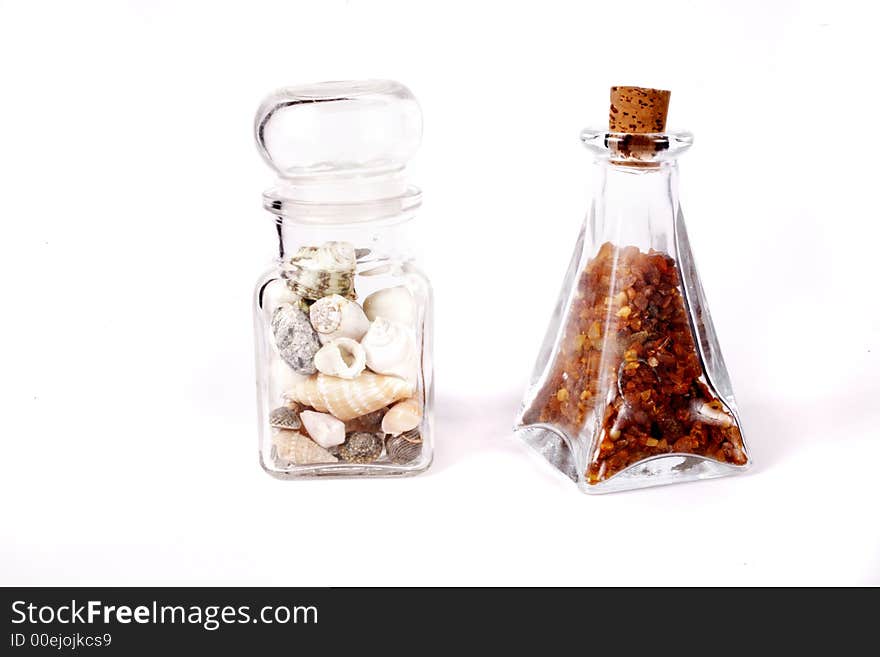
337;432;384;464
385;428;422;465
361;317;418;382
283;241;357;300
309;294;370;344
271;303;321;374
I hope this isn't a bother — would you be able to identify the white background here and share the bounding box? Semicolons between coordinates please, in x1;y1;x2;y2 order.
1;0;878;585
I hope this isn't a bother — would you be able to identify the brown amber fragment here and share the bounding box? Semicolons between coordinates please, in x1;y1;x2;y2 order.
526;242;747;484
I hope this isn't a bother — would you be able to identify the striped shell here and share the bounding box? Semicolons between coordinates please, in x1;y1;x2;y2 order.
272;429;338;464
283;372;413;421
385;428;422;465
282;242;357;301
337;432;384;464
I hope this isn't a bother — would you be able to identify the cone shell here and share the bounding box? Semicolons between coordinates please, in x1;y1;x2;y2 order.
272;429;338;464
381;398;422;436
283;372;414;421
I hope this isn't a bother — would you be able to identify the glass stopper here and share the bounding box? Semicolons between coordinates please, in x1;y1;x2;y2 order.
255;79;422;180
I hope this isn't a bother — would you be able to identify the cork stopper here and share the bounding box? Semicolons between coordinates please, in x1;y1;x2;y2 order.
609;86;670;133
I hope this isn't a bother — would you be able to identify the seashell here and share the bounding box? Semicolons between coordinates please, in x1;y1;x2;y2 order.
344;407;387;434
272;429;338;464
381;398;422;436
311;241;356;270
313;337;366;379
283;372;413;421
283;241;357;300
337;432;384;463
269;405;302;430
385;428;422;465
363;285;416;325
300;410;346;449
361;317;418;382
261;278;301;315
309;294;370;344
271;303;321;374
268;357;309;405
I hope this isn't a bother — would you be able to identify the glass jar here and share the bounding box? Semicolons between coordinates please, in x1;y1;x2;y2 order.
515;89;750;493
253;80;433;478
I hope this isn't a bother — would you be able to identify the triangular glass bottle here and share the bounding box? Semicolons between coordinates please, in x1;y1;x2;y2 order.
515;87;751;493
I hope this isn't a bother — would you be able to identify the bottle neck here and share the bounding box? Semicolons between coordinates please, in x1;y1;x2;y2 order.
263;173;422;225
273;212;418;264
589;161;680;255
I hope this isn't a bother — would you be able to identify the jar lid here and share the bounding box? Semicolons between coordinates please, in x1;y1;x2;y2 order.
255;80;422;221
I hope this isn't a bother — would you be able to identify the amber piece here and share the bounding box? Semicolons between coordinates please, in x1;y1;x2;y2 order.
526;242;747;484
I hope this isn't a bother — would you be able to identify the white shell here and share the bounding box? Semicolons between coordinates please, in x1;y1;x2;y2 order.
313;338;366;379
309;294;370;344
300;410;346;448
363;286;416;325
262;279;300;315
269;356;309;405
361;317;418;383
381;398;422;436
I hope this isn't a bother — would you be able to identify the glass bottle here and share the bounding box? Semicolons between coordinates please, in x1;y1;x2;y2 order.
515;87;750;493
253;80;433;478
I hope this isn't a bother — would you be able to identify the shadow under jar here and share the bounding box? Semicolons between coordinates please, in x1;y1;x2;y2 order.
253;80;433;478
